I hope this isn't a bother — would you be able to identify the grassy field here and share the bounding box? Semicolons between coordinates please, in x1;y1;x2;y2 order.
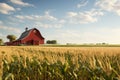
0;46;120;80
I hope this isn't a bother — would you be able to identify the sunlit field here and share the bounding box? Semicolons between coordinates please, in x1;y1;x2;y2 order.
0;46;120;80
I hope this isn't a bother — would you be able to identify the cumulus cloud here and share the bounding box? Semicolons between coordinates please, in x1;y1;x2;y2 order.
77;0;88;8
0;25;21;33
67;9;104;24
35;19;65;28
35;22;63;28
0;3;15;14
0;33;4;37
16;8;21;11
10;0;33;7
15;11;57;21
58;19;66;24
0;21;3;24
15;15;34;20
96;0;120;16
15;11;66;28
67;12;78;17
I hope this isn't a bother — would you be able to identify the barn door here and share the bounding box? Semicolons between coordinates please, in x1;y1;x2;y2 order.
31;40;34;45
36;41;39;45
34;40;39;45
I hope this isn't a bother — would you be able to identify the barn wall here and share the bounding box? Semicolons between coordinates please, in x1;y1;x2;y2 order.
5;40;21;46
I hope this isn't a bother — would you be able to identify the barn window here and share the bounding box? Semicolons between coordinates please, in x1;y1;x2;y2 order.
33;30;36;33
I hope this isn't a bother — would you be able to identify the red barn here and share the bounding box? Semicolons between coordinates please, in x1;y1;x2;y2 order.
6;28;45;45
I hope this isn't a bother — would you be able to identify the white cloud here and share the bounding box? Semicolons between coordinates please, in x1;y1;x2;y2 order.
0;21;3;24
15;15;34;20
67;9;104;24
77;0;88;8
58;19;66;24
15;11;65;28
67;12;78;17
16;8;21;11
0;33;6;42
35;21;64;28
0;25;21;33
96;0;120;16
0;33;4;37
15;11;57;21
44;11;57;21
0;3;15;14
10;0;33;7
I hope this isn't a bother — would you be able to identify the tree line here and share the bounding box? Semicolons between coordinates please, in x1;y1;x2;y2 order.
46;40;57;44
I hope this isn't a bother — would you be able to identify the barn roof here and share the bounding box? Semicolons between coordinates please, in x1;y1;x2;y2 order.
17;29;32;40
17;28;44;40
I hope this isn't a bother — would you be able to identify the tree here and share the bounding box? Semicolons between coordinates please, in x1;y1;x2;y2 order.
7;35;16;42
0;39;3;45
52;40;57;44
46;40;57;44
46;40;51;44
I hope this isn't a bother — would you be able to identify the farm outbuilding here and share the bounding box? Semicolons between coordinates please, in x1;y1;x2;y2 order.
5;28;44;45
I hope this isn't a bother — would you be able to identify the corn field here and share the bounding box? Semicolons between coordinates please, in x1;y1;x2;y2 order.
0;46;120;80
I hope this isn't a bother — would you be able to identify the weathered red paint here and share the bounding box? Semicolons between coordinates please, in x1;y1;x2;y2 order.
5;28;45;45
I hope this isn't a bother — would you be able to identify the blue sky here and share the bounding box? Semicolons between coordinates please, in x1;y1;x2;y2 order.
1;0;120;44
